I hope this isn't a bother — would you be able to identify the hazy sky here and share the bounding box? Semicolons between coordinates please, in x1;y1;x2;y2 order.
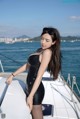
0;0;80;38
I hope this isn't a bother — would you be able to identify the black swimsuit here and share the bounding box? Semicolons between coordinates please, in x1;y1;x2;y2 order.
26;54;45;105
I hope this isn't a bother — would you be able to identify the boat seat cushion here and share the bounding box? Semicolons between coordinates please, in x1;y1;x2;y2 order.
42;104;54;116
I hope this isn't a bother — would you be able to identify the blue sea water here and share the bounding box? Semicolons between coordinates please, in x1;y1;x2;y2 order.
0;41;80;96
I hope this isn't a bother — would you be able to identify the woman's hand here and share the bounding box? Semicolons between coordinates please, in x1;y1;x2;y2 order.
26;95;33;112
6;75;13;84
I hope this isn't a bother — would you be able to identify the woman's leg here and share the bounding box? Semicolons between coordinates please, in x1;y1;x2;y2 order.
31;104;43;119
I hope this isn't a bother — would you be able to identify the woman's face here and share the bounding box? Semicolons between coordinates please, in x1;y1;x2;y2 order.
41;33;54;50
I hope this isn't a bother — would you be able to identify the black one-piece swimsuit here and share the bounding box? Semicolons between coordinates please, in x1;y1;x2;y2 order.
26;54;45;105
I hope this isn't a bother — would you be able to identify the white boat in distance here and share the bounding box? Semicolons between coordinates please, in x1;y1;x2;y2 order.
0;71;80;119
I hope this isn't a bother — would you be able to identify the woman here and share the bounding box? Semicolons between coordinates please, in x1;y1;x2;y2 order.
6;27;61;119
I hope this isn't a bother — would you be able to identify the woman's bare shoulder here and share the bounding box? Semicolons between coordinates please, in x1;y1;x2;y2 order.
42;49;52;56
39;49;52;63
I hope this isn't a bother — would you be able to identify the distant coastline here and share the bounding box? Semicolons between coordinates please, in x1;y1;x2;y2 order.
0;35;80;43
31;36;80;42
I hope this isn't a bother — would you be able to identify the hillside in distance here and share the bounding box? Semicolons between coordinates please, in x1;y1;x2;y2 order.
31;36;80;41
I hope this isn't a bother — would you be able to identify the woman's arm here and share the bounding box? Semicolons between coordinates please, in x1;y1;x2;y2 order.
11;63;30;77
6;63;30;84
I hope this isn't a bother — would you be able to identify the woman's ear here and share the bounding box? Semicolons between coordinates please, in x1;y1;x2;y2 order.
52;41;56;45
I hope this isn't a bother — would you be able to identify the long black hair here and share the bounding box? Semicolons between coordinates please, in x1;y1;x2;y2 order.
41;27;61;79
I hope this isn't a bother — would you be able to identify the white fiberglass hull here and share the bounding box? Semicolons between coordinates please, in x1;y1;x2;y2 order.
0;77;30;119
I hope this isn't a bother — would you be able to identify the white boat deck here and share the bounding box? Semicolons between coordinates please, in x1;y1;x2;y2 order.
42;79;80;119
0;72;80;119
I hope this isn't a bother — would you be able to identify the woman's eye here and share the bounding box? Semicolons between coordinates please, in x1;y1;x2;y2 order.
46;39;50;42
41;38;50;42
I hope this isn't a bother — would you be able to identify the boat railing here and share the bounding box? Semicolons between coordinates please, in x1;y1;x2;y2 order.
67;73;71;87
71;76;80;101
0;60;4;73
67;73;80;102
0;52;23;72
